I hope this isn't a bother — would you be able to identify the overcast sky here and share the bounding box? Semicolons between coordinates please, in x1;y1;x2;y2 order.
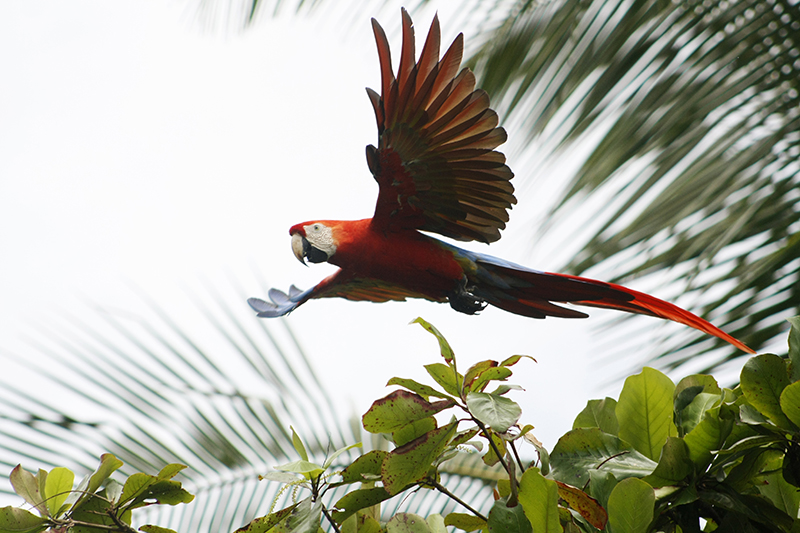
0;0;732;463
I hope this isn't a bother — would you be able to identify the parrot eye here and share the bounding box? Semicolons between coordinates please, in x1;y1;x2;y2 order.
313;224;320;231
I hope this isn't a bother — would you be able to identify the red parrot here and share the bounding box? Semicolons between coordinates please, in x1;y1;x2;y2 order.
249;9;754;354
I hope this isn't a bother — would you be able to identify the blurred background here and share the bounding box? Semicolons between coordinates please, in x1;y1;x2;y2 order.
1;0;797;530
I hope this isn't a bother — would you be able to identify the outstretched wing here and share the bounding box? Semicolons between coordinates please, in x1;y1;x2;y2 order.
366;9;515;244
248;270;440;317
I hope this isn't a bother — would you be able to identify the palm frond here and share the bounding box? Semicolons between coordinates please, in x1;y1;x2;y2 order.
470;0;800;370
0;283;500;531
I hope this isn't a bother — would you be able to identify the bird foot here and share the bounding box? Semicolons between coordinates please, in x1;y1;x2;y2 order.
447;279;486;315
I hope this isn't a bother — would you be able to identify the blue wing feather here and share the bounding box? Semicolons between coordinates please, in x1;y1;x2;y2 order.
247;286;315;317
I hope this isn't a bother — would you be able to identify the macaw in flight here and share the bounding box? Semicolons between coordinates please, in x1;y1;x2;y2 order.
249;9;754;354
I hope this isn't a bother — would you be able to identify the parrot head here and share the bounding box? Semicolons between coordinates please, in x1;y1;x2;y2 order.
290;222;338;265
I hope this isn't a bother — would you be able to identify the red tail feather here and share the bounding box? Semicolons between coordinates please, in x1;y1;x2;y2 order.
554;273;756;354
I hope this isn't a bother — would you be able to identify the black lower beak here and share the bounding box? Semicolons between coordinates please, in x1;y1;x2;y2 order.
305;240;328;263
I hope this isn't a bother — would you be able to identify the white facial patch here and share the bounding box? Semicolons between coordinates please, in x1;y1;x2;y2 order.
304;223;337;258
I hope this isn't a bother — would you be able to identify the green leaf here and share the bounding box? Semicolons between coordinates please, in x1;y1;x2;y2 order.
387;513;433;533
683;406;732;469
740;354;795;430
119;473;155;506
382;420;458;495
491;384;523;396
290;426;309;461
616;367;677;461
675;375;722;400
470;368;513;395
70;492;118;532
697;488;794;531
788;316;800;382
424;363;462;398
444;513;486;532
393;418;437;447
517;468;561;533
119;472;193;510
449;428;480;448
43;467;73;518
331;487;392;523
587;470;617;511
411;318;455;364
499;355;535;367
641;437;693;488
259;472;301;484
8;466;47;517
783;442;800;487
487;496;532;533
274;459;324;479
674;376;721;436
339;451;388;484
272;497;321;533
481;429;507;467
322;442;362;470
780;381;800;428
155;464;186;481
607;478;654;533
386;377;454;401
363;390;456;434
465;392;521;433
140;526;179;533
463;361;497;392
572;398;618;435
234;504;299;533
549;428;657;487
35;470;46;512
86;454;124;495
140;480;194;506
342;514;381;533
425;514;446;533
0;506;48;533
759;465;800;519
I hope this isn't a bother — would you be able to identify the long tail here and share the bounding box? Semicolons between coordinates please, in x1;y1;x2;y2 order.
467;253;754;354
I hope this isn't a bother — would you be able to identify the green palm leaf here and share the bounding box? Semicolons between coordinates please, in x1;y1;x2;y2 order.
470;0;800;369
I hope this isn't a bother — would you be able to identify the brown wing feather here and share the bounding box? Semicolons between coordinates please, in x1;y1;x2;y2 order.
315;270;441;304
368;9;515;244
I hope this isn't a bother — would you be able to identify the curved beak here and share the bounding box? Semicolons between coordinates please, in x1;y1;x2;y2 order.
291;233;308;266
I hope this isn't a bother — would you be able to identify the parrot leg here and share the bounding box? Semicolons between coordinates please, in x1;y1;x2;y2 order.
447;277;486;315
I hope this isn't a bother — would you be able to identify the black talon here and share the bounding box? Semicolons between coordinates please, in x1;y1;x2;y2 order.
447;278;486;315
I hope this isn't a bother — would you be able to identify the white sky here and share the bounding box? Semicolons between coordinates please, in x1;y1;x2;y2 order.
0;0;712;461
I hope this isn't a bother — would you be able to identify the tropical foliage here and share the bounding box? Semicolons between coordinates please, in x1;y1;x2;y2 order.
467;0;800;371
0;292;497;532
4;313;800;532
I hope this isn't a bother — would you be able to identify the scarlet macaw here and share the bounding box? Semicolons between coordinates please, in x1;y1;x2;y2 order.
249;9;754;354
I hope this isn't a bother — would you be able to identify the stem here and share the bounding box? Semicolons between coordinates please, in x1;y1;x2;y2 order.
472;417;511;476
509;440;525;472
106;507;139;533
596;451;630;469
320;504;342;533
311;474;341;533
429;478;488;522
68;520;129;531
